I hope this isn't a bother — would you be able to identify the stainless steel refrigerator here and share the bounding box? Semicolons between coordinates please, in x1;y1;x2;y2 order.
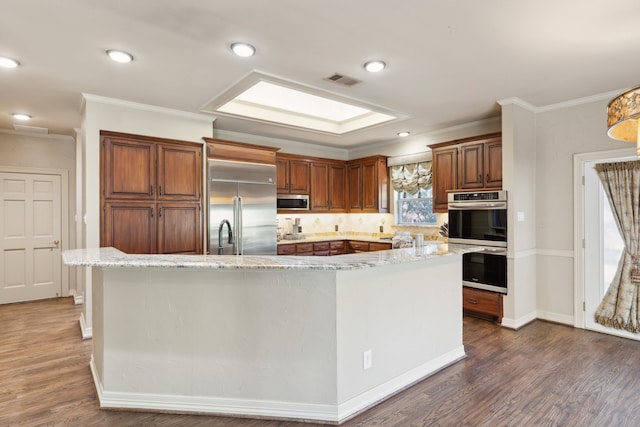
208;159;277;255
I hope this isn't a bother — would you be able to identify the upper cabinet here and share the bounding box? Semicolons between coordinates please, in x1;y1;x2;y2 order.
101;131;203;254
430;133;502;213
276;153;388;213
309;161;347;212
347;156;389;213
276;154;310;194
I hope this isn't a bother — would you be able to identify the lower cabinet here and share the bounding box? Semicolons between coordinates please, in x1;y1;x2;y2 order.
103;201;202;255
462;287;503;324
277;240;388;256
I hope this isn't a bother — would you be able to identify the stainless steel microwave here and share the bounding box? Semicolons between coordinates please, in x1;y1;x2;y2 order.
277;194;309;210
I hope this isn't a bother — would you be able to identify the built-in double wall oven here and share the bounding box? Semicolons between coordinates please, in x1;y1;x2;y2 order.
448;190;507;294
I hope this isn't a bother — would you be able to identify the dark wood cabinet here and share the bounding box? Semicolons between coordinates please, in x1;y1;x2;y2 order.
102;137;155;200
157;202;202;254
430;133;502;213
462;287;503;324
432;147;458;213
484;139;502;188
100;131;203;254
157;144;202;201
276;155;310;194
310;161;346;212
103;201;157;254
277;240;388;256
347;156;389;213
458;143;484;189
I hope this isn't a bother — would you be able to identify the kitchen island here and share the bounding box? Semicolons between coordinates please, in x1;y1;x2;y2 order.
63;244;475;424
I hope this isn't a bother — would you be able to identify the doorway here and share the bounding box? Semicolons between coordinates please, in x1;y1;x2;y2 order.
577;149;640;340
0;169;66;304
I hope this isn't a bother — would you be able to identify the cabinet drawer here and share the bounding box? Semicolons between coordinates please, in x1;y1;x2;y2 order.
330;249;345;255
349;241;370;252
369;242;392;252
330;241;345;249
313;250;330;256
277;244;296;255
296;243;313;254
463;287;503;323
313;242;330;251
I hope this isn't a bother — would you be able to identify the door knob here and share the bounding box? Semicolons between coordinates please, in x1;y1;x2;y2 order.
53;240;60;246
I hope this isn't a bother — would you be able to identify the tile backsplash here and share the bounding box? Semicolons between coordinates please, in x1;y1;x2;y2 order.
277;213;447;240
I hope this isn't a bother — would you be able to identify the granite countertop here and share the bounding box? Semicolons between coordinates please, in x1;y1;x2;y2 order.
62;244;481;271
277;232;433;245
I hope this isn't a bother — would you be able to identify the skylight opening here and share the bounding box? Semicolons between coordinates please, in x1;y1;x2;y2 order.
202;73;402;135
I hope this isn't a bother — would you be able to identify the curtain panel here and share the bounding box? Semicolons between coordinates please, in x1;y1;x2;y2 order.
391;161;432;195
594;160;640;333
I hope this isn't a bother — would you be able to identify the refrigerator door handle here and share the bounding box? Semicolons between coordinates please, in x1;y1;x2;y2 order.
232;196;239;255
237;196;243;255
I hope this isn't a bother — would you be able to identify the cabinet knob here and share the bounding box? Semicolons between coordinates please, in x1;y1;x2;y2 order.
467;298;478;305
486;173;489;182
478;174;482;182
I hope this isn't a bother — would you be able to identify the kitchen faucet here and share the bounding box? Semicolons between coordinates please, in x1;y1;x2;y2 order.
218;219;233;255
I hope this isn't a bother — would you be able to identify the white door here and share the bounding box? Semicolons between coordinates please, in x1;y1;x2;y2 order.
0;172;62;304
583;158;640;341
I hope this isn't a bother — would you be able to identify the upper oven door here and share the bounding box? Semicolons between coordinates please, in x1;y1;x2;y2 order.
448;202;507;247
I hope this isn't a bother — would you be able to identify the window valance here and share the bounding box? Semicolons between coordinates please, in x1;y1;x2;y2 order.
390;161;432;195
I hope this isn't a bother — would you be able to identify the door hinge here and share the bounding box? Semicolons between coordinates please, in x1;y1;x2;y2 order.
583;301;586;311
581;175;585;186
582;238;585;248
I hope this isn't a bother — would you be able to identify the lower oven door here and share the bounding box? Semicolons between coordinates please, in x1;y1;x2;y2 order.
463;251;507;294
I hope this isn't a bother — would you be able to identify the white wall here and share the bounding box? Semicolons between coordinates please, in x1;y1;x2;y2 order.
534;94;630;324
80;94;215;335
0;130;76;295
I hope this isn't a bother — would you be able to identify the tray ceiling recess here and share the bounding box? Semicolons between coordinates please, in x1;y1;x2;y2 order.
201;72;406;136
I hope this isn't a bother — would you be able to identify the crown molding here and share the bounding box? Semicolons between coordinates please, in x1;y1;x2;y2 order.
82;93;216;123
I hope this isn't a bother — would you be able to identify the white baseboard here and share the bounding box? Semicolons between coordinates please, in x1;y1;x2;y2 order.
501;310;537;330
72;291;83;305
536;310;574;326
79;313;92;340
89;346;466;424
337;345;466;422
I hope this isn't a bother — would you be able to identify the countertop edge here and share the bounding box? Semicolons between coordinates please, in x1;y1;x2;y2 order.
62;245;482;271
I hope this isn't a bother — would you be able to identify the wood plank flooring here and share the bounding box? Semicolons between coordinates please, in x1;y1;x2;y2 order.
2;298;640;426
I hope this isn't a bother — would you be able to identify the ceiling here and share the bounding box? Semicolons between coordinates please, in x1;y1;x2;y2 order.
1;0;639;148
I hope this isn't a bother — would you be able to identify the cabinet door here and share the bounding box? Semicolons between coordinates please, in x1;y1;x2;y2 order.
102;137;155;200
157;144;202;201
157;202;202;254
328;162;347;212
348;164;363;211
459;143;484;189
362;161;379;212
432;147;458;213
102;201;157;254
484;140;502;188
310;163;329;211
275;158;290;194
289;160;310;194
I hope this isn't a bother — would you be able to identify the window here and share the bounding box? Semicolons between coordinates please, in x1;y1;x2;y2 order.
391;161;436;225
396;187;437;225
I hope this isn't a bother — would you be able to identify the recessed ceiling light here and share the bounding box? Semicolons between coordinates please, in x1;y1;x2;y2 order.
12;113;31;121
397;131;410;137
106;49;134;63
230;42;256;57
364;60;386;73
0;56;20;68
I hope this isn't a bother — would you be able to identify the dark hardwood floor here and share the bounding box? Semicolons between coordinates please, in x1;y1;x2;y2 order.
2;298;640;427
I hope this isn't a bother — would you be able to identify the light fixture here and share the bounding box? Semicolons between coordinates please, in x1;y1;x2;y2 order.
364;60;386;73
0;56;20;68
12;113;31;121
106;49;134;64
607;85;640;155
230;42;256;57
397;131;410;137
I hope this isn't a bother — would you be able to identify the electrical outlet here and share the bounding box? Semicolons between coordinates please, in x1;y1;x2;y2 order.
335;224;339;232
363;350;372;370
